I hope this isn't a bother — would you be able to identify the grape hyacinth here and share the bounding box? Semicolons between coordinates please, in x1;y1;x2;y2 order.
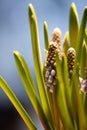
44;28;62;92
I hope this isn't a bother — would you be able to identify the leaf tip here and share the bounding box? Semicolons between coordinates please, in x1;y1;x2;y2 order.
28;3;35;18
13;51;19;56
71;2;75;8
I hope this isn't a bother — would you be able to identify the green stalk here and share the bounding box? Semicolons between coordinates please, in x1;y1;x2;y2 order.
44;21;49;50
28;4;54;129
0;76;37;130
52;87;60;130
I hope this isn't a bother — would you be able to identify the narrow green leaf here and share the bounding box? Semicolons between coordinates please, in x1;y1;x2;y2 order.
69;3;79;49
63;31;69;54
72;6;87;130
80;42;87;78
84;94;87;118
28;4;54;129
62;54;73;123
56;54;74;130
72;70;87;130
84;29;87;44
13;51;51;130
0;76;37;130
43;21;55;127
52;87;60;130
44;21;49;50
74;7;87;74
14;51;37;96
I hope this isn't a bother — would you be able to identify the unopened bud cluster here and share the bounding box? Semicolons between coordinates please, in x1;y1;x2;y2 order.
66;47;76;78
44;28;62;92
44;42;58;92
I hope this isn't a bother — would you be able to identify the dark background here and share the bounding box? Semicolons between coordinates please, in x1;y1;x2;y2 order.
0;0;87;129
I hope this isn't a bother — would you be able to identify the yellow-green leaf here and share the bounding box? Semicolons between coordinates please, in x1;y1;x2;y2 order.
44;21;49;50
63;31;69;54
69;3;79;49
0;76;37;130
13;51;51;129
28;4;54;129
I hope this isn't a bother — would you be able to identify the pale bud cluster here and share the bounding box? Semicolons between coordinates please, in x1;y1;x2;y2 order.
50;28;63;58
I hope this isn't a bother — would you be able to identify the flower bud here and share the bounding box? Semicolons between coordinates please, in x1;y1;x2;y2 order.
67;47;76;78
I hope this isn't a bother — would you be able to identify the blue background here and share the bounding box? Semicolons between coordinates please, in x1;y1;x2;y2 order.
0;0;87;129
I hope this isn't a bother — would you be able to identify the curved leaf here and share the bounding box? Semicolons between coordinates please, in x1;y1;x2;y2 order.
73;7;87;74
28;4;54;129
80;42;87;78
56;54;74;130
62;54;73;123
13;51;51;129
44;21;49;50
0;76;37;130
69;3;79;49
71;69;87;130
63;31;69;54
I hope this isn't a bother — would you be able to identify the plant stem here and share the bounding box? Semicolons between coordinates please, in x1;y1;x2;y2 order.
52;87;60;130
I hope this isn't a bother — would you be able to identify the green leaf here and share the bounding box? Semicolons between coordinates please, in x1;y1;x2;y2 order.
13;51;51;130
63;31;69;54
62;54;73;123
72;6;87;130
56;54;74;130
69;3;79;49
84;29;87;44
73;6;87;74
28;4;54;129
80;42;87;78
52;87;61;130
84;94;87;118
44;21;49;50
0;76;37;130
71;69;87;130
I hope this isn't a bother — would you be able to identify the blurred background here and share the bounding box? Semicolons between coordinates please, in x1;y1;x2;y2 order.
0;0;87;129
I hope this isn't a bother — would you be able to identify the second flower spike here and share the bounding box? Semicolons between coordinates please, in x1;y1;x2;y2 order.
66;47;76;79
